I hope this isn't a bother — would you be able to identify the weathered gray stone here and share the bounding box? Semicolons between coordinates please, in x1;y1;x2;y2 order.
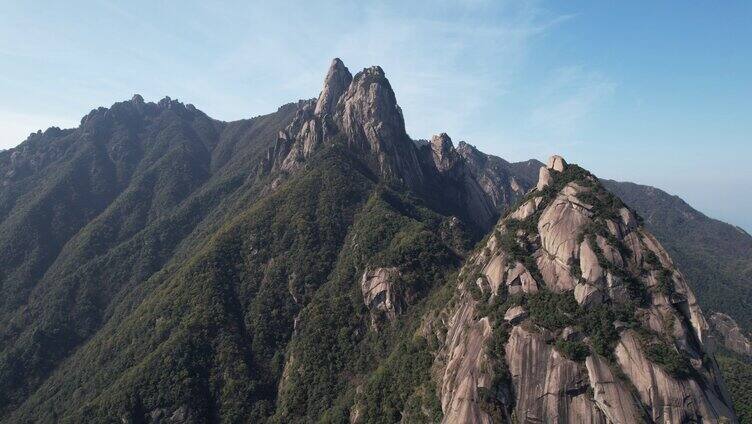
547;155;567;172
710;312;752;357
537;166;552;190
585;355;643;424
315;58;353;116
504;305;528;324
615;330;735;423
440;302;494;424
361;267;401;327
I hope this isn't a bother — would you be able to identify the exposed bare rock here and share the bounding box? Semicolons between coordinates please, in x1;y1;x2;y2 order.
335;66;425;187
547;155;567;172
537;182;593;291
585;355;644;423
481;252;539;296
482;253;506;295
638;230;713;346
574;282;603;306
596;235;623;268
537;166;552;191
509;198;537;221
618;207;638;232
456;141;535;212
314;58;352;116
430;133;457;172
710;312;752;357
505;262;539;295
433;154;737;423
439;301;494;424
417;133;498;229
506;326;604;423
504;305;528;324
579;240;603;284
537;251;577;293
361;267;402;328
615;330;735;423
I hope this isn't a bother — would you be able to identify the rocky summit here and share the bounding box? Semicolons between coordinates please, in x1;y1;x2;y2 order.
0;58;747;423
435;157;734;423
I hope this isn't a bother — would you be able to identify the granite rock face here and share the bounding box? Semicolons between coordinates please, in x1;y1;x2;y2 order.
314;58;352;116
264;59;537;232
456;140;533;213
361;267;402;328
431;155;737;423
710;312;752;357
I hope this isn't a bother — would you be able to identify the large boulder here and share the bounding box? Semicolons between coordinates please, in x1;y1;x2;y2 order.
361;267;402;327
547;155;567;172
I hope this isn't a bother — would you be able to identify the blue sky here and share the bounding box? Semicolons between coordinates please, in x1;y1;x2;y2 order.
1;1;750;231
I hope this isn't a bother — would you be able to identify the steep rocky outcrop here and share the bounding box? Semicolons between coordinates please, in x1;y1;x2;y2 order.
456;141;531;212
710;312;752;357
602;179;752;333
361;267;402;328
314;58;352;116
432;155;737;423
270;59;424;188
263;59;535;233
415;133;498;229
3;57;744;423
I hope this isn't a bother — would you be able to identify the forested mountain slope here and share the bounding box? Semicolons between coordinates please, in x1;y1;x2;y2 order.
0;58;745;423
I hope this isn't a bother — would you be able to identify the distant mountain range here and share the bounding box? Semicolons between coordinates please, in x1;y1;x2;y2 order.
0;58;749;423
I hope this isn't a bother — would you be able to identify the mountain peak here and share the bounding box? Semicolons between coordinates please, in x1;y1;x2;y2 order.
430;132;454;154
546;154;567;172
314;58;352;116
438;157;736;422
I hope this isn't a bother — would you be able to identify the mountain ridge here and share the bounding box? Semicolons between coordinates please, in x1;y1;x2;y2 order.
0;58;748;423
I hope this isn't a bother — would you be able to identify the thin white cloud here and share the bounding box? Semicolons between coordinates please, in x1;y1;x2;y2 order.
528;66;616;138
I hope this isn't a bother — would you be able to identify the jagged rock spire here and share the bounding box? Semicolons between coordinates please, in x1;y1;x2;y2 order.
430;133;454;156
536;154;567;190
429;133;456;171
336;64;424;186
546;155;566;172
314;58;352;116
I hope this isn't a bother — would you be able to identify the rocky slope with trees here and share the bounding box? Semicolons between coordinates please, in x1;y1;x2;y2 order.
0;58;746;423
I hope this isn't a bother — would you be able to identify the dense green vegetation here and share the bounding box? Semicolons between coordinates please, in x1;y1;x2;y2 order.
275;177;461;422
0;99;305;419
717;352;752;424
555;339;590;362
1;90;749;422
0;88;486;422
0;133;465;422
642;340;693;379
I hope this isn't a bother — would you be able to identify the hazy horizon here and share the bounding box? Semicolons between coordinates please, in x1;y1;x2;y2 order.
1;1;750;232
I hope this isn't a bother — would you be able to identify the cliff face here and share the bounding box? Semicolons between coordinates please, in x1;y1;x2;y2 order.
0;58;742;423
268;58;530;233
433;156;736;423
